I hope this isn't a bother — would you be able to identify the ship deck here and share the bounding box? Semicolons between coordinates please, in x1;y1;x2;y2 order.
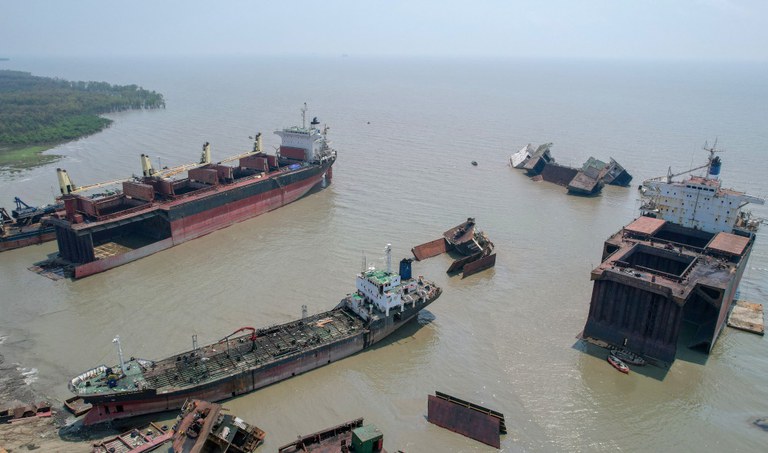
73;308;365;397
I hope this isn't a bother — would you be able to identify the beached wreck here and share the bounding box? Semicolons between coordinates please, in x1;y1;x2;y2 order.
412;218;496;277
510;143;632;195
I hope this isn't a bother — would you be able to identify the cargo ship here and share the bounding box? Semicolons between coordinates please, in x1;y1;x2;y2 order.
42;106;336;279
581;142;764;365
69;246;442;425
0;197;60;252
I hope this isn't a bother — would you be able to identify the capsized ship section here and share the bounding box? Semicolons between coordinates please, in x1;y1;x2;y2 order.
69;250;441;425
581;144;764;365
42;108;336;279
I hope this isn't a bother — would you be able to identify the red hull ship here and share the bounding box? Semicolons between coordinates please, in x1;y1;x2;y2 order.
43;108;336;279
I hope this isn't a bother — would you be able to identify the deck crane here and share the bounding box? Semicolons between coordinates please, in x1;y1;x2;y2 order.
57;133;265;196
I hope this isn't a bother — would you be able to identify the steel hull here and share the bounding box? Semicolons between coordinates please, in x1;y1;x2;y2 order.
81;293;438;425
71;163;331;278
0;227;56;252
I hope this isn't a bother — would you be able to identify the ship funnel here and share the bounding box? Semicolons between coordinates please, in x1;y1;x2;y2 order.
56;168;76;195
140;154;156;177
708;156;722;180
200;142;211;164
399;258;413;280
311;116;320;130
253;132;262;153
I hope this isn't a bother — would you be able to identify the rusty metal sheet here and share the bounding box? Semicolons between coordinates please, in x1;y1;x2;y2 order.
462;253;496;277
188;168;219;185
447;253;480;273
427;395;501;448
707;232;749;256
624;216;666;236
122;181;155;202
411;238;448;261
240;155;269;172
540;163;578;186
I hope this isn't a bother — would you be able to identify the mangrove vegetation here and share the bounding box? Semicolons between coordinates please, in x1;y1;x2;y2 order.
0;70;165;147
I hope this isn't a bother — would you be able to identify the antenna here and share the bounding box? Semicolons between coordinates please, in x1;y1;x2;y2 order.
301;102;308;129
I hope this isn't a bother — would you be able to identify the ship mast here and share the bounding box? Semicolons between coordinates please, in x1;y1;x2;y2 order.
702;139;723;180
385;243;392;273
301;102;307;129
112;335;126;373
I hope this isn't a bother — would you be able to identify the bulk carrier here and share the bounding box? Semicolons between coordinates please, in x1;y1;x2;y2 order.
581;142;764;365
69;247;442;425
43;106;336;279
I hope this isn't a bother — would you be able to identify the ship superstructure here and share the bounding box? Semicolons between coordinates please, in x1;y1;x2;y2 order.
69;247;441;425
581;143;764;365
43;106;336;279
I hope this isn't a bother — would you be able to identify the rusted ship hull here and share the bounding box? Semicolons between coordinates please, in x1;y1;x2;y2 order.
52;161;332;279
80;296;436;426
0;226;56;252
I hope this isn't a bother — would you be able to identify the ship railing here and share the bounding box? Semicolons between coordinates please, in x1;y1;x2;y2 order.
68;365;108;392
94;203;157;223
166;184;219;202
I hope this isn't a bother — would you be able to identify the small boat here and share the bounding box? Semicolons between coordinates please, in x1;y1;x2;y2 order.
607;355;629;374
610;348;646;366
471;161;478;166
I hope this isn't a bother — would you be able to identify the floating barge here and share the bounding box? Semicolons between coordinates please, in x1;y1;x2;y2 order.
277;418;385;453
581;144;764;365
41;107;335;279
412;218;496;277
0;198;60;252
69;248;441;425
510;143;632;195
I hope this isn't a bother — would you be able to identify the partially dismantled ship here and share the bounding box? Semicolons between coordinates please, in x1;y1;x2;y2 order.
510;143;632;195
0;198;60;252
69;247;441;425
581;143;764;365
412;218;496;277
42;107;336;279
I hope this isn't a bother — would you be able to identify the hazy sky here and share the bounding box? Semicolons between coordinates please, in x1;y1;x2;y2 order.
2;0;766;61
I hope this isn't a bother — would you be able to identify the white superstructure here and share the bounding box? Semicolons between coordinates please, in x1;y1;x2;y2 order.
509;144;534;168
274;103;336;163
640;146;764;234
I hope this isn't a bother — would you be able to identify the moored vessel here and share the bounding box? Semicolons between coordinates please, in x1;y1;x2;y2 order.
41;105;336;279
0;197;60;252
607;355;629;374
68;246;441;425
581;142;764;365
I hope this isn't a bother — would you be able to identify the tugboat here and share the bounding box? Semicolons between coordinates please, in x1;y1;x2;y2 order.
68;245;441;425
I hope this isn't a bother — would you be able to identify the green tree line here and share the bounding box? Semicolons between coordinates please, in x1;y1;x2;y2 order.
0;70;165;146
